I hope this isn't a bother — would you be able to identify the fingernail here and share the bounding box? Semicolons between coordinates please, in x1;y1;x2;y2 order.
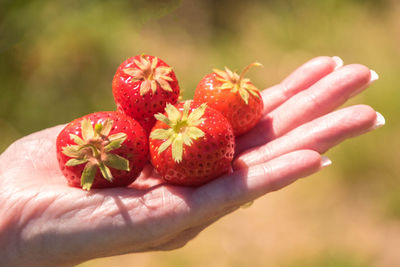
349;69;379;98
372;111;385;129
368;69;379;85
332;56;343;70
321;156;332;168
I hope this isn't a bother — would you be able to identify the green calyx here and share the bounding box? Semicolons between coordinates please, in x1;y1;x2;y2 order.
213;62;262;105
150;101;206;163
123;55;174;96
62;118;130;191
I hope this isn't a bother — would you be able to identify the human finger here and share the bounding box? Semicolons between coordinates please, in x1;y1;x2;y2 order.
189;150;325;221
234;105;383;169
237;64;377;153
160;150;327;250
261;56;341;114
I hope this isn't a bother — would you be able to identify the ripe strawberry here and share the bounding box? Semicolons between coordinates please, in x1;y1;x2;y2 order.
112;54;180;133
56;111;148;190
149;101;235;186
194;63;264;136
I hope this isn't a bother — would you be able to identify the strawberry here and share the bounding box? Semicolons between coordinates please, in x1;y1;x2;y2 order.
194;63;264;136
149;101;235;186
56;111;148;190
112;54;180;133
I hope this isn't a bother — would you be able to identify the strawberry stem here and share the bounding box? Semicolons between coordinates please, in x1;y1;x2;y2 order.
123;56;173;95
62;119;130;190
238;62;262;84
150;101;206;163
214;62;262;105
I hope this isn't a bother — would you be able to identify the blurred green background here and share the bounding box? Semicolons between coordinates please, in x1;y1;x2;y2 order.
1;0;399;266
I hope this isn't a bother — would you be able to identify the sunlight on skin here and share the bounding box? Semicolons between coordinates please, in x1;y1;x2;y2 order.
234;104;377;170
0;56;383;267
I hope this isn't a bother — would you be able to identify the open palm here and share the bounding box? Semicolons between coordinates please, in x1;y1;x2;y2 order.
0;57;382;267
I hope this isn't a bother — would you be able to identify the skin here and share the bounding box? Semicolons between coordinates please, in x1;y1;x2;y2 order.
0;56;381;266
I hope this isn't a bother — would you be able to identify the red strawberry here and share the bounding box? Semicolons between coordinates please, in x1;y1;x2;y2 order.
56;111;148;190
149;101;235;186
112;54;180;133
194;63;264;136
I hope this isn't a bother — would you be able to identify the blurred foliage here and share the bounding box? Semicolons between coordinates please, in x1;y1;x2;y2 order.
1;0;399;266
281;250;370;267
0;0;182;137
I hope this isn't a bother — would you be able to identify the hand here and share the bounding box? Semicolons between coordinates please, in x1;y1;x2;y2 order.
0;56;383;267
